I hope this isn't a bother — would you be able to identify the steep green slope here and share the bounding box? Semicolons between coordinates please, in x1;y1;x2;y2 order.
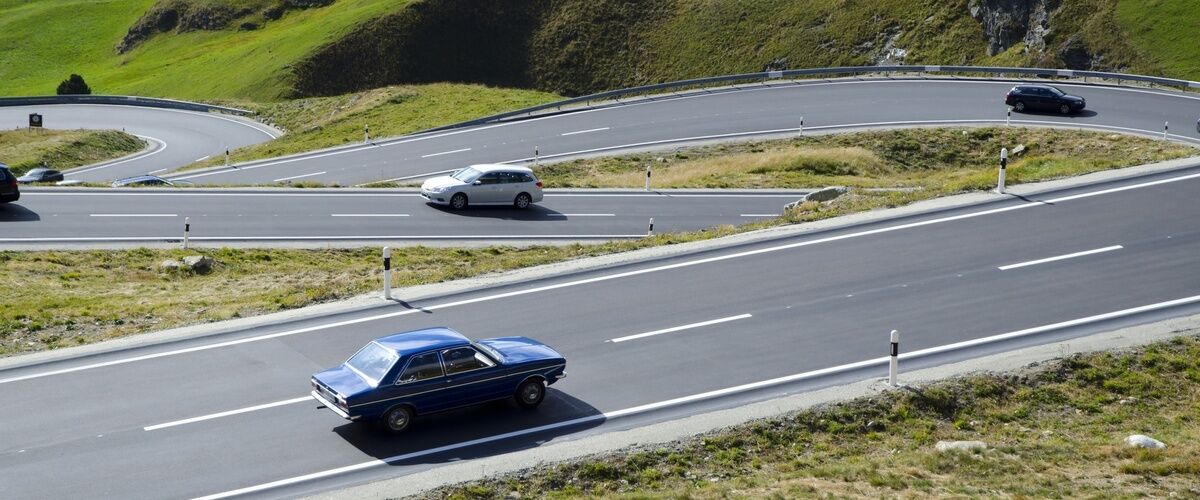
292;0;1199;98
1115;0;1200;79
0;0;1195;102
0;0;404;101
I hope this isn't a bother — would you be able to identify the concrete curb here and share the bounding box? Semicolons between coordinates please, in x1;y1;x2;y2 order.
314;313;1200;499
3;155;1197;371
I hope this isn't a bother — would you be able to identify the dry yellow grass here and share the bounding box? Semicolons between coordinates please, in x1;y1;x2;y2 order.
585;147;886;187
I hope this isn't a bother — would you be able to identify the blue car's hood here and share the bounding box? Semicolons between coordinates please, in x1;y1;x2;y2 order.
479;337;564;364
312;364;374;399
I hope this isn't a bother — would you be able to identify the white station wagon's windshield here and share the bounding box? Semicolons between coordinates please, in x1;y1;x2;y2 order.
345;342;398;386
451;167;482;183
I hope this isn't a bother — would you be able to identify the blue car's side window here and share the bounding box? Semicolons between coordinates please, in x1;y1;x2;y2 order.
396;351;444;384
442;346;495;375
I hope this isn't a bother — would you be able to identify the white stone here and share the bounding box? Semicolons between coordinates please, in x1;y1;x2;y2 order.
935;440;988;452
1124;434;1165;449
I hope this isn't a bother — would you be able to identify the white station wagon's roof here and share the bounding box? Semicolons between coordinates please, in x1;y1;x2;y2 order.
466;163;534;174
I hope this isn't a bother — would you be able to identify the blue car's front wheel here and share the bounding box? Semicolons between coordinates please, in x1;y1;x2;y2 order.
381;405;414;434
515;379;546;409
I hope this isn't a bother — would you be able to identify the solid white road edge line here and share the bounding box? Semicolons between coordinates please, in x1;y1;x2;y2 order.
361;169;458;185
89;214;177;217
546;213;616;217
5;170;1200;385
192;292;1200;500
0;234;647;243
740;214;777;217
144;396;313;431
330;214;410;217
65;135;167;176
421;148;471;158
998;245;1124;271
273;171;326;182
609;314;753;343
561;127;610;136
149;168;169;175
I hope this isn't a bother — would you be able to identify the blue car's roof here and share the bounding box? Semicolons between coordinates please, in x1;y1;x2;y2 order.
374;327;470;355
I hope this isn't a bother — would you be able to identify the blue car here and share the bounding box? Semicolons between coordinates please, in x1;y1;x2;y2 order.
310;327;566;433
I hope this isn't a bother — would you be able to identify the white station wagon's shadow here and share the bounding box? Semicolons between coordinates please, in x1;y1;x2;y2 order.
426;203;576;221
330;388;604;464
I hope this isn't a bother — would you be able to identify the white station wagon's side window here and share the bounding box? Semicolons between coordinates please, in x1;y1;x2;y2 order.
397;351;443;384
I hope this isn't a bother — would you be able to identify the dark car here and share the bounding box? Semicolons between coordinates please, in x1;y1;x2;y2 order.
110;175;192;187
0;163;19;203
311;327;567;434
17;168;64;184
1005;84;1086;114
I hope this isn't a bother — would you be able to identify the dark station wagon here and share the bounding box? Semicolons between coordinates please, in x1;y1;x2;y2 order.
1004;84;1086;114
0;163;19;203
310;327;566;433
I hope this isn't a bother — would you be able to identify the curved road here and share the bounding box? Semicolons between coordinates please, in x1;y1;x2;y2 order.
0;104;279;181
172;78;1200;186
0;188;808;247
2;164;1200;498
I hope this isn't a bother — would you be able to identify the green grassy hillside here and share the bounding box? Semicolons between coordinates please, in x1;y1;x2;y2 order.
0;0;404;101
0;0;1194;102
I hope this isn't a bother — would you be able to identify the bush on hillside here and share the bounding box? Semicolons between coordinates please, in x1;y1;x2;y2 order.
56;74;92;95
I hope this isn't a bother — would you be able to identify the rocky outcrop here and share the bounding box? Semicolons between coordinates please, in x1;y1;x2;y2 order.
968;0;1058;56
118;0;335;53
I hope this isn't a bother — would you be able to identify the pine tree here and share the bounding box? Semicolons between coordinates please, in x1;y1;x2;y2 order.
56;74;92;95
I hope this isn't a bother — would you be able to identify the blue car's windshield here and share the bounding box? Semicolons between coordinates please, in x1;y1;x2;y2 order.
345;342;398;386
451;167;482;183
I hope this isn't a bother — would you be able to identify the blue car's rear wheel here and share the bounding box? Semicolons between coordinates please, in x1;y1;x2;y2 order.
381;405;414;433
515;379;545;409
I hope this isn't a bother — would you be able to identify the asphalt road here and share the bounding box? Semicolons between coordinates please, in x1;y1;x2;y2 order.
3;164;1199;498
0;104;279;181
172;78;1200;186
0;189;808;247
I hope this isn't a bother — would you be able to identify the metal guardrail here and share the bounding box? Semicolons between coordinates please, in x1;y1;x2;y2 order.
440;65;1200;131
0;94;252;116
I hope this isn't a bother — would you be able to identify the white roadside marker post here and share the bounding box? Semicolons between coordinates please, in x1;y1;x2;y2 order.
382;246;392;300
647;217;654;237
996;147;1008;194
534;146;540;167
888;329;900;387
183;217;190;249
364;124;370;144
1164;121;1169;140
224;149;230;167
645;164;652;191
1006;108;1011;127
799;116;804;136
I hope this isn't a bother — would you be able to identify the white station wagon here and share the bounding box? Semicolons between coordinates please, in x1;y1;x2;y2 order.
420;164;544;210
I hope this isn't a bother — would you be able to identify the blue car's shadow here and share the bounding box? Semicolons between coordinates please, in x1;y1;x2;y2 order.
0;203;40;222
426;203;574;221
331;388;604;463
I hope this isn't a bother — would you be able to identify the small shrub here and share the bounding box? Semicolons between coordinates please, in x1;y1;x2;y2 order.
56;74;92;95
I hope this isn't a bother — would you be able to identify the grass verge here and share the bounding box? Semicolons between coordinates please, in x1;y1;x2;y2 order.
1;128;1194;357
428;334;1200;498
0;128;145;176
536;127;1195;189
